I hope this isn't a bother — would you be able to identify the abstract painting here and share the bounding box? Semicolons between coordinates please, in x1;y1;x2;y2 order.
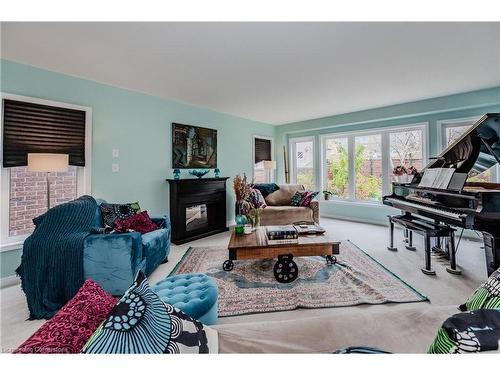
172;123;217;168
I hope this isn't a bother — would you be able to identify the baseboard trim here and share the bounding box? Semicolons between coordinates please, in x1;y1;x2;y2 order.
320;213;388;227
0;275;20;288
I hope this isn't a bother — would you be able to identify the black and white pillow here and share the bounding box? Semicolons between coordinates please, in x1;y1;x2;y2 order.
82;271;218;354
100;202;141;228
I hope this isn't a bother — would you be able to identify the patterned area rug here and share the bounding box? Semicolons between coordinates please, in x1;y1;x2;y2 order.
170;241;427;317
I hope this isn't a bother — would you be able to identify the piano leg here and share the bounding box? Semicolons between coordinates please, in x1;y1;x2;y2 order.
387;216;398;251
446;231;461;275
483;232;500;276
405;230;416;251
421;233;436;276
432;235;443;253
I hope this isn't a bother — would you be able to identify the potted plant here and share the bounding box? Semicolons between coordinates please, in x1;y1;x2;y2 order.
323;190;333;200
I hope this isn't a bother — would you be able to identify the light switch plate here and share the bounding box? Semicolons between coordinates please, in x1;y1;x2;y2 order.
112;163;119;172
112;149;119;158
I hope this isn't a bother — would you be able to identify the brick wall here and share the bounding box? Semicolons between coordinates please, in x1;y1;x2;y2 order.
9;166;77;237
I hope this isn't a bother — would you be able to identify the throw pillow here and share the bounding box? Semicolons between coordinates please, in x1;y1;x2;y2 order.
246;188;267;210
82;271;218;354
290;191;306;206
460;268;500;311
114;211;159;234
252;183;280;198
300;191;319;206
265;185;304;206
100;202;141;228
14;280;116;354
428;309;500;354
290;191;319;207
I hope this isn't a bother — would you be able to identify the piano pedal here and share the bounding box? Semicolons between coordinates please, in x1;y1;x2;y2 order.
432;253;448;260
446;266;462;275
387;246;398;251
421;268;436;276
405;245;416;251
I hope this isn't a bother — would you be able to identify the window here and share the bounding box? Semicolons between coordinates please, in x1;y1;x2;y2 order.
8;166;78;237
321;123;427;202
253;136;273;183
439;116;497;183
290;137;315;190
389;129;424;185
324;137;349;199
355;134;382;201
1;93;91;246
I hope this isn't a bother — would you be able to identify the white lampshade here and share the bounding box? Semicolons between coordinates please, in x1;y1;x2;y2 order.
263;160;276;171
27;153;69;173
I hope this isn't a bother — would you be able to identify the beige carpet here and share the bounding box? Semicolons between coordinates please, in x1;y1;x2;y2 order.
1;218;488;352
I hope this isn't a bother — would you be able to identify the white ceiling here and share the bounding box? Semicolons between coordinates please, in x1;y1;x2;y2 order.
1;22;500;125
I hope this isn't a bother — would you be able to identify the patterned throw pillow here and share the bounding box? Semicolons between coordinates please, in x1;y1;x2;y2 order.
300;191;319;206
14;280;116;354
460;268;500;311
246;188;267;210
290;191;319;207
100;202;141;228
428;309;500;354
114;211;159;234
82;271;218;354
290;191;305;206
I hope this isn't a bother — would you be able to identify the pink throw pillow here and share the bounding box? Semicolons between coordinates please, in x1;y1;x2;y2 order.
14;280;116;354
114;211;159;234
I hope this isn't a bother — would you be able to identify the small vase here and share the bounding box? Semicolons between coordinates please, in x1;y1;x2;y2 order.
173;169;181;180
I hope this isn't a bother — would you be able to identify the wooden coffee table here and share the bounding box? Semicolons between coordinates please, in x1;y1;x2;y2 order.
225;227;341;283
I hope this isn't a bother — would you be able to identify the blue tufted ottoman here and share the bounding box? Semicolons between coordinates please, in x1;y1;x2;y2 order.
152;273;218;325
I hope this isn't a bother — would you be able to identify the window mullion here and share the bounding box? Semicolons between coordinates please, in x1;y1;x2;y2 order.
381;131;390;196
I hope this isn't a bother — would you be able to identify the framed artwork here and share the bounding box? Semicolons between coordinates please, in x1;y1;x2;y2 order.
172;123;218;168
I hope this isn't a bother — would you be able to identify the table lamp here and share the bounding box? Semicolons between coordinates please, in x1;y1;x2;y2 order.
27;153;69;210
263;160;276;183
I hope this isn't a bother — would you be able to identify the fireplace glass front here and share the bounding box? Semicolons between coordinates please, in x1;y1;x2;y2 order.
186;204;208;232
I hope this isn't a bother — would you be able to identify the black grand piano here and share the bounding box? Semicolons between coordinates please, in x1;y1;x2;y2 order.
383;113;500;276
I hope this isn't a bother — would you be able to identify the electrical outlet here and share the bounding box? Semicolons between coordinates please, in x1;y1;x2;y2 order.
112;163;119;172
112;149;119;158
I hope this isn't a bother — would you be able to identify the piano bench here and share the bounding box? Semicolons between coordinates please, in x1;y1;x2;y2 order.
387;214;459;276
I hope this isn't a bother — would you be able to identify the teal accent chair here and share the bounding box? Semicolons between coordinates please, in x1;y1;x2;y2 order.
83;199;171;296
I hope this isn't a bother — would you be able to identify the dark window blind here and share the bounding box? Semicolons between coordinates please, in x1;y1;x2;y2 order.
254;138;272;164
2;99;86;167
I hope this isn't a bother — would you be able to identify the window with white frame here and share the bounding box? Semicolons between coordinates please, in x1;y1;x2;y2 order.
439;116;497;183
322;123;427;202
290;137;315;190
1;93;92;246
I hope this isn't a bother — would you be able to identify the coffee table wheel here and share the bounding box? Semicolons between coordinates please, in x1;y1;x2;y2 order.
326;255;337;265
274;255;298;283
223;260;234;271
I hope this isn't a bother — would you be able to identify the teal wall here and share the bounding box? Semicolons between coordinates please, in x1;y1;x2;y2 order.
275;86;500;224
0;59;276;278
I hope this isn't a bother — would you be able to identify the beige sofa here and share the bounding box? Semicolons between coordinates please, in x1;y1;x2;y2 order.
260;184;319;226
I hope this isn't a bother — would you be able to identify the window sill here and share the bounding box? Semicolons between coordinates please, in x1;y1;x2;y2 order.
0;240;25;253
320;199;385;207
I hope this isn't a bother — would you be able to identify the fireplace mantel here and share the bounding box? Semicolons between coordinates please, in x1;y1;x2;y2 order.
167;177;229;244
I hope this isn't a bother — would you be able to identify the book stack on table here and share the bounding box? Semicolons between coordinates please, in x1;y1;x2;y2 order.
266;225;299;245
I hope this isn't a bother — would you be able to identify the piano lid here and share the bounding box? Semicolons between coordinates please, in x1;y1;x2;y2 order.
426;113;500;177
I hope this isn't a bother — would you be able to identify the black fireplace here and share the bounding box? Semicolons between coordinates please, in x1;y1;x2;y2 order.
167;177;229;244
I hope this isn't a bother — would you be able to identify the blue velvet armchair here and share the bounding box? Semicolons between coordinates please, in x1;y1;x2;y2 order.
83;199;171;295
